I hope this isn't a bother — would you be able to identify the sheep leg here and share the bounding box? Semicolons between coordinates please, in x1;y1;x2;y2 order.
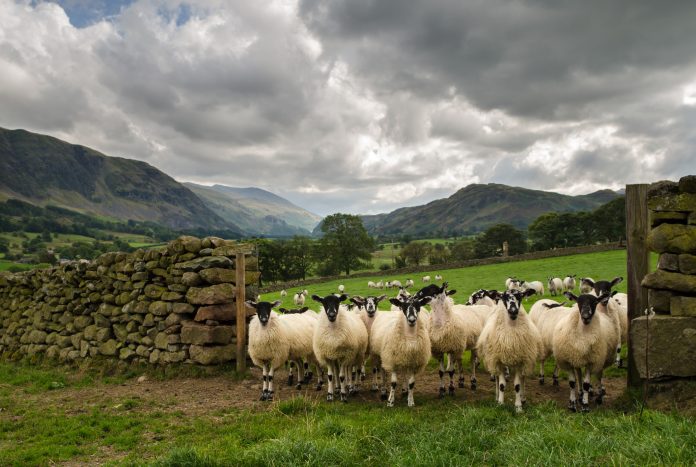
339;364;348;402
615;344;623;368
470;350;478;390
497;372;506;405
260;364;269;401
303;361;312;384
594;372;606;405
456;354;465;389
447;354;456;396
267;366;275;401
296;360;304;390
552;365;560;386
521;375;527;405
407;374;416;407
538;358;545;385
514;371;523;413
371;364;379;392
287;361;295;387
361;363;366;382
438;356;446;398
380;368;388;400
387;372;398;407
315;365;324;391
568;369;577;412
581;368;591;412
349;366;357;394
326;363;335;402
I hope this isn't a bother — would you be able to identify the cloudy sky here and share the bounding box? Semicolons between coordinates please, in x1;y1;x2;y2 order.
1;0;695;215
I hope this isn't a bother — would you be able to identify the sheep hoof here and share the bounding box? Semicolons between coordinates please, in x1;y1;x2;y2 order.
370;385;378;392
438;387;446;399
471;379;477;391
458;380;465;389
287;375;294;386
515;406;523;414
448;385;455;396
380;392;388;401
552;378;559;387
616;359;623;368
360;374;366;382
489;375;496;382
401;388;408;396
296;383;302;390
266;393;274;402
387;401;394;408
326;393;334;402
568;401;577;412
315;383;323;391
581;404;590;413
538;377;545;385
340;393;348;402
259;392;267;401
595;396;604;405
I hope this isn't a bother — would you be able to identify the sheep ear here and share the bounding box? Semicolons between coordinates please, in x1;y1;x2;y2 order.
350;297;363;306
611;290;618;297
338;294;348;302
311;295;323;303
279;308;287;313
446;289;457;296
564;292;578;302
581;278;595;287
611;276;624;287
301;307;309;313
376;295;387;302
524;288;536;297
389;298;403;307
418;296;432;306
245;300;257;309
597;292;611;304
271;300;282;308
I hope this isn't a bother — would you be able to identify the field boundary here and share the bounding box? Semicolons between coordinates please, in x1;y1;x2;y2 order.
259;241;625;293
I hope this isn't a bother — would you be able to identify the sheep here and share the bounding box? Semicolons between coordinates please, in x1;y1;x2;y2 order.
385;281;392;289
293;291;306;306
405;279;415;288
428;284;485;395
280;289;287;298
465;289;497;308
338;284;345;293
505;277;521;290
582;276;623;297
375;280;384;289
397;287;411;301
422;275;431;283
579;277;595;294
548;277;563;296
476;289;543;413
391;280;402;289
521;280;544;296
371;295;432;407
350;295;387;389
552;291;616;412
610;292;628;366
563;275;577;291
529;299;571;386
279;307;310;314
580;277;626;368
246;300;318;400
311;294;368;402
368;281;376;288
435;274;443;281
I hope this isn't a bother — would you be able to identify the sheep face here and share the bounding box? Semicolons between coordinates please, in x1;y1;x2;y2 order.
389;297;432;327
312;294;347;322
583;277;623;296
466;289;488;305
564;292;610;325
245;300;281;325
363;295;386;317
498;289;534;320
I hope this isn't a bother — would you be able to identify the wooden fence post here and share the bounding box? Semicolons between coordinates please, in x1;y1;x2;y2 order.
236;252;246;373
626;184;649;388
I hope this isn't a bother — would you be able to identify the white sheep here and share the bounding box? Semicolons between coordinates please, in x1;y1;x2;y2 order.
435;274;443;281
391;279;402;288
338;284;345;293
422;275;431;283
465;289;497;308
375;280;384;289
521;280;544;296
404;279;415;288
311;294;368;402
280;289;287;298
563;275;577;291
476;289;543;413
547;277;563;296
429;285;485;395
371;296;432;407
293;291;306;306
368;281;376;288
350;295;387;389
610;292;628;366
552;292;613;412
529;299;572;386
246;300;317;400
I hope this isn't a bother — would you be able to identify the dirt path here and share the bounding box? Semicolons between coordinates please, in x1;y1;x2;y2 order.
28;366;627;415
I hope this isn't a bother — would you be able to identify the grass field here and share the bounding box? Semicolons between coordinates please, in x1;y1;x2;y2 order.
262;249;657;311
0;360;694;465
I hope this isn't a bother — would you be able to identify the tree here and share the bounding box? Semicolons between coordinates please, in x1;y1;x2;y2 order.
287;236;314;280
474;223;527;258
401;242;431;266
41;230;52;242
428;243;450;265
449;238;476;261
316;213;374;275
0;238;8;254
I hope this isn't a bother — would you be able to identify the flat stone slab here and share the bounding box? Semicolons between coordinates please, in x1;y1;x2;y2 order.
631;316;696;379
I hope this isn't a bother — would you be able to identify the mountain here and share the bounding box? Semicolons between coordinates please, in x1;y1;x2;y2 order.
353;183;622;237
185;183;322;237
0;127;238;232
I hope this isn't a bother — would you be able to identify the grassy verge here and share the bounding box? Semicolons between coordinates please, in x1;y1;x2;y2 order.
1;360;694;466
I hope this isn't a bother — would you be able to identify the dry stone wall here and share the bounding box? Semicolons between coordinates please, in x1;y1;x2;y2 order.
0;236;258;366
633;175;696;379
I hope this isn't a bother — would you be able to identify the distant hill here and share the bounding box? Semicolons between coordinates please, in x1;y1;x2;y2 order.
0;127;238;232
185;183;322;237
351;183;622;237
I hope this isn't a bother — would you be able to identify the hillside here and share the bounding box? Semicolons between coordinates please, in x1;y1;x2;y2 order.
356;183;621;236
0;127;237;232
184;183;321;237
